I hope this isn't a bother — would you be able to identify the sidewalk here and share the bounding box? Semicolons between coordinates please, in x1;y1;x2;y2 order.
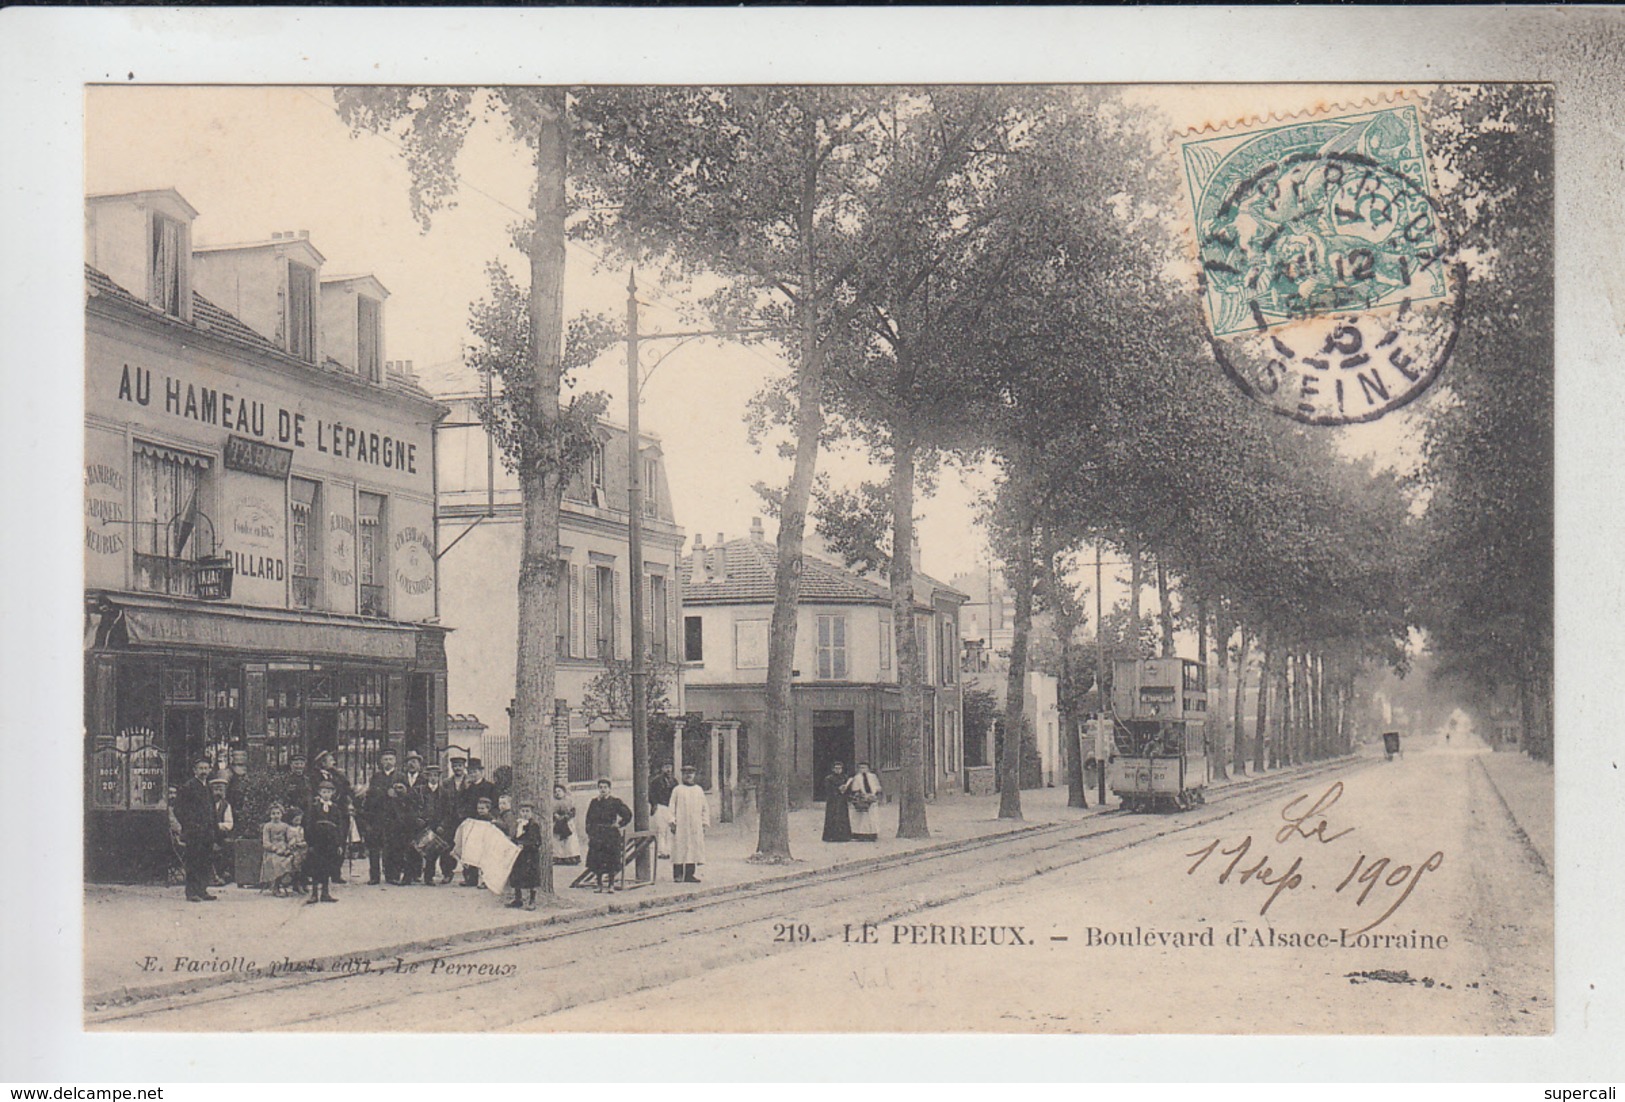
1474;745;1555;872
84;782;1090;1005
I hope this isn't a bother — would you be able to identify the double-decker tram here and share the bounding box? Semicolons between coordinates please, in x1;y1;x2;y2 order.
1108;656;1209;812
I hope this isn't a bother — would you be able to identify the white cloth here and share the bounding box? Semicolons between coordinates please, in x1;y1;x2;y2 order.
453;818;521;896
651;804;674;857
669;783;710;865
845;771;881;836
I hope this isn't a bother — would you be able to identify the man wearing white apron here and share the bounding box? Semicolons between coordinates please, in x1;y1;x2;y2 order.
669;764;711;883
845;761;882;841
649;763;678;864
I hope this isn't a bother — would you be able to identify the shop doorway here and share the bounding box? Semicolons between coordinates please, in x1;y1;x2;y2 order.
811;710;855;800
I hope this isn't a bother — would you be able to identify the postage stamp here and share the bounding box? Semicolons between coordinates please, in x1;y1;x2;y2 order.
1178;102;1462;424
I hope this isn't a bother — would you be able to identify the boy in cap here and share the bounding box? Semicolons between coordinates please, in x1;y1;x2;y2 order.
382;779;416;885
208;770;235;885
415;763;456;885
304;777;344;904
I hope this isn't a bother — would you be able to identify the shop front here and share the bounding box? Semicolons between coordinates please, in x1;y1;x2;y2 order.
84;594;447;882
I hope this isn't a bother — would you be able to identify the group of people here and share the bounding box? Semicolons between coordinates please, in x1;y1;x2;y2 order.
820;761;884;843
169;747;717;906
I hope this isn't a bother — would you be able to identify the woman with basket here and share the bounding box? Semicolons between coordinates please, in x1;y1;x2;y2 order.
844;761;882;842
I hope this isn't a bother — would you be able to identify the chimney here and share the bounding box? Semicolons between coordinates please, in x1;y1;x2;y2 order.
911;539;923;573
713;542;727;582
689;533;708;585
750;516;766;543
716;533;725;548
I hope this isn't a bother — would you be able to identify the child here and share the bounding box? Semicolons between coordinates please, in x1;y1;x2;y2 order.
260;802;296;897
551;784;581;865
304;778;344;904
286;809;308;896
508;802;542;910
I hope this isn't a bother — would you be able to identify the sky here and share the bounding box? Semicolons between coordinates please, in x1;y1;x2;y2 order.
84;82;1437;611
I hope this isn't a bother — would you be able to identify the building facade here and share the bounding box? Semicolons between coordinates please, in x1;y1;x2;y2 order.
435;395;687;790
681;524;968;804
83;189;449;881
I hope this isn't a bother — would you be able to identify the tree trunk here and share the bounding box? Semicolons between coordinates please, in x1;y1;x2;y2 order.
510;88;570;897
1156;556;1176;658
1253;631;1270;772
1273;644;1291;767
756;151;830;860
1232;622;1250;776
1038;528;1086;809
891;437;930;838
1206;603;1228;781
999;474;1033;820
1128;540;1143;656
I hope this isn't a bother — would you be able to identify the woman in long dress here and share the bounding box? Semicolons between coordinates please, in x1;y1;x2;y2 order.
551;784;581;865
821;762;852;843
583;779;632;892
844;762;882;842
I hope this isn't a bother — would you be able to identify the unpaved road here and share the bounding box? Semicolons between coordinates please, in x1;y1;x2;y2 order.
90;740;1550;1034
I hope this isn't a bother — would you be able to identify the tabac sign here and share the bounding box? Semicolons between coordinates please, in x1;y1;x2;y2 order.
223;434;294;480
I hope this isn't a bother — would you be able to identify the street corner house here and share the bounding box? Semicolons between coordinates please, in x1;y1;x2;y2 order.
679;524;969;804
83;188;450;881
434;392;688;792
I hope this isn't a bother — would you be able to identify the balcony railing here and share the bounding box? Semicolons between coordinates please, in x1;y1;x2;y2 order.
133;553;200;597
359;583;388;618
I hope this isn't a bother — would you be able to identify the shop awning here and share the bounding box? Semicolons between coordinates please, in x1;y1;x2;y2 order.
108;596;420;661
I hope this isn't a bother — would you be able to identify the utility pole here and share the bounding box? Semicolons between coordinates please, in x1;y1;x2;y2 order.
627;271;651;881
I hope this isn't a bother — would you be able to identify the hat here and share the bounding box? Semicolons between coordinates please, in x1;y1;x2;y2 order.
391;780;408;792
290;751;308;763
208;770;230;786
229;750;249;764
681;763;697;773
425;763;442;774
448;749;468;762
405;750;423;763
317;777;337;791
468;758;483;770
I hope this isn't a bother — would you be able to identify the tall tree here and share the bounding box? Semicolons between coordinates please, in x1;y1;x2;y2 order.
335;87;608;896
574;87;981;856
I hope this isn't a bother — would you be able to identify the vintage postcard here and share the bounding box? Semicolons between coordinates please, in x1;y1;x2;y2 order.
74;78;1555;1037
4;4;1622;1083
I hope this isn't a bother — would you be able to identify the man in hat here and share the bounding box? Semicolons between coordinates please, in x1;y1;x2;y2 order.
415;763;457;885
669;764;710;883
457;760;498;886
304;777;344;903
401;750;426;798
361;750;402;884
208;770;235;884
282;752;312;821
170;759;218;902
381;779;418;885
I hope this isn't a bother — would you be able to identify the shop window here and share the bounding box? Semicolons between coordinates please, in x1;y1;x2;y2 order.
288;261;317;363
358;296;382;383
150;213;183;317
336;671;386;789
358;492;387;617
132;442;212;597
684;615;704;663
875;712;901;771
817;614;848;680
265;673;304;771
290;477;322;609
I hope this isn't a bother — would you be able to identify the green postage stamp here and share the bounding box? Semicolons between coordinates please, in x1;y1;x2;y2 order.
1178;101;1461;424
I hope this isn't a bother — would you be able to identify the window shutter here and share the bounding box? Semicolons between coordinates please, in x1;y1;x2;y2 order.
643;573;653;653
612;569;621;659
387;672;406;738
90;655;117;737
591;568;604;656
834;616;847;679
569;564;583;658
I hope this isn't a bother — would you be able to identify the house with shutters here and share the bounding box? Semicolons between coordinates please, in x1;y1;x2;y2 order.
82;188;449;881
434;394;686;790
680;520;969;805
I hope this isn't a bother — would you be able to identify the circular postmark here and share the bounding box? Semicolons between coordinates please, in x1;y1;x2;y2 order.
1182;106;1461;425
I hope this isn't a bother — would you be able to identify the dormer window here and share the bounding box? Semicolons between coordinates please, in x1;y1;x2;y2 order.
287;261;317;362
150;213;184;317
358;296;382;382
